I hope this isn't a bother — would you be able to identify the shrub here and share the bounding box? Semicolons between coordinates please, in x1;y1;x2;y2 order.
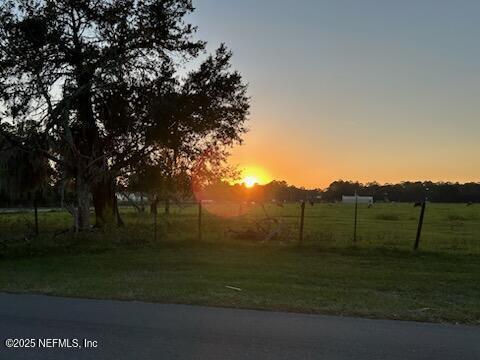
376;214;400;221
446;214;467;221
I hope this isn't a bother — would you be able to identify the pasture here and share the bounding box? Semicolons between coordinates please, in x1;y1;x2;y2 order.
3;202;478;254
0;202;479;324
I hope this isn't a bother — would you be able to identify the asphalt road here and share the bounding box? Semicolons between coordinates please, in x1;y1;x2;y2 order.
0;293;478;360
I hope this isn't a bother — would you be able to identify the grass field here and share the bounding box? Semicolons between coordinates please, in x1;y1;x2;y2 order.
0;202;479;324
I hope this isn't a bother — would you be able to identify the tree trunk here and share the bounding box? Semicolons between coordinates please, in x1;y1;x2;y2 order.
140;194;145;213
33;192;39;236
165;197;170;215
92;176;124;227
150;195;158;215
113;191;124;227
76;176;91;231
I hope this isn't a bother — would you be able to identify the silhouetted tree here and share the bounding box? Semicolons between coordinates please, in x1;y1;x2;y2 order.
0;1;248;229
125;46;249;212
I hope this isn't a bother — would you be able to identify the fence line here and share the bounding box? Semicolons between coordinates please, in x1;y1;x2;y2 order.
1;201;479;254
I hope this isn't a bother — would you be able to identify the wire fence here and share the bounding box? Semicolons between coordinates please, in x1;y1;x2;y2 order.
135;200;480;254
1;201;479;255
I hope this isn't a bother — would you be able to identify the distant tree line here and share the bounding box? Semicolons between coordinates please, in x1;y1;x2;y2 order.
200;180;321;203
198;179;480;204
3;178;480;208
322;180;480;203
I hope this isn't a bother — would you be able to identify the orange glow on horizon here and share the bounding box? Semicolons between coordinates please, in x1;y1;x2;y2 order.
238;166;271;187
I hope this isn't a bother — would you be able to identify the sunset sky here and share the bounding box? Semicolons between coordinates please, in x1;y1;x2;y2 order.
191;1;480;188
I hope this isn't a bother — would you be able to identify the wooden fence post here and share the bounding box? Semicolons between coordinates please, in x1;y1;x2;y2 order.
299;201;306;244
353;192;358;242
33;193;39;236
152;196;158;242
198;200;202;242
414;201;426;250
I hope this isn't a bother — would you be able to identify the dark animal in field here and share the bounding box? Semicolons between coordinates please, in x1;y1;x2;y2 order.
309;200;314;206
467;202;473;206
276;202;284;208
413;202;422;208
368;203;373;208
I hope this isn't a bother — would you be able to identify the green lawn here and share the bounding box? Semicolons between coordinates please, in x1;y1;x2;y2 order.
0;202;479;324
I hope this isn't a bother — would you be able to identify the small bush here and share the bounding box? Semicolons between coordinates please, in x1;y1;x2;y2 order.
376;214;400;221
446;214;467;221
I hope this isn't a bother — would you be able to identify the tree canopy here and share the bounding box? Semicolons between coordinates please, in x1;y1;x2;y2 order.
0;0;250;229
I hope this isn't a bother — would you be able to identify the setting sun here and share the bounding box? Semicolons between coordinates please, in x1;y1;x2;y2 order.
243;175;258;188
238;166;271;188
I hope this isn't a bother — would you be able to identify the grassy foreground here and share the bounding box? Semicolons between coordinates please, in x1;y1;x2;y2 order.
0;203;479;324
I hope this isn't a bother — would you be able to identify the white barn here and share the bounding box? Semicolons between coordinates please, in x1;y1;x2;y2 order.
342;195;373;205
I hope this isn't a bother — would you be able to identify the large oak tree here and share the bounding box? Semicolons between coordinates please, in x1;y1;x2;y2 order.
0;0;249;230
